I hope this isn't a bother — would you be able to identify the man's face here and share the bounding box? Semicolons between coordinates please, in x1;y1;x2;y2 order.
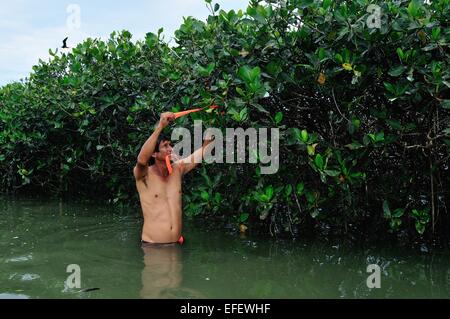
154;140;173;161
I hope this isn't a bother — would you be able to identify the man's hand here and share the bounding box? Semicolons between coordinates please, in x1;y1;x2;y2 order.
158;112;175;129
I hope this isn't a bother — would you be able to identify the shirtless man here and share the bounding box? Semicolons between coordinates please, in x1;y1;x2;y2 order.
133;112;213;244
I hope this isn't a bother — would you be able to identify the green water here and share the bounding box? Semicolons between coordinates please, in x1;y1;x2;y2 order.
1;197;449;299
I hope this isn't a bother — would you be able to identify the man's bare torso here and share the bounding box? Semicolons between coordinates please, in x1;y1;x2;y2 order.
135;164;183;243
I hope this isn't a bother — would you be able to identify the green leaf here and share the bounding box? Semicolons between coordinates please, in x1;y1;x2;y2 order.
305;191;316;203
238;66;260;83
318;48;326;61
352;118;361;129
441;100;450;109
324;170;340;177
266;185;274;200
296;182;305;195
314;154;324;169
375;131;385;142
145;32;158;47
284;184;292;197
407;0;421;18
200;190;209;201
388;65;407;77
236;87;246;96
383;200;391;218
214;193;222;203
214;3;220;12
301;129;308;142
239;107;248;121
274;112;283;125
334;9;347;24
323;0;331;10
250;67;261;81
431;27;441;41
389;218;402;230
384;82;396;94
298;0;315;9
239;213;249;222
393;208;404;218
396;48;404;60
344;142;364;150
197;62;215;77
251;102;269;114
415;221;425;235
181;96;191;105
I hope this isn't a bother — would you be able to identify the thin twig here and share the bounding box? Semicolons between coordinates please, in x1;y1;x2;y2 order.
331;88;351;123
291;183;304;224
430;150;435;234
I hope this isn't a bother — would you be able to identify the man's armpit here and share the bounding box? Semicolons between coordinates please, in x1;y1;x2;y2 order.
171;162;185;175
134;167;149;188
134;163;148;178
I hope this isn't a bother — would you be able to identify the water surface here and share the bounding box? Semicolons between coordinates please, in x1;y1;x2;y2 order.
1;198;449;299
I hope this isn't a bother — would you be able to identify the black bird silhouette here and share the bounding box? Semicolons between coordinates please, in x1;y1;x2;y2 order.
62;37;69;49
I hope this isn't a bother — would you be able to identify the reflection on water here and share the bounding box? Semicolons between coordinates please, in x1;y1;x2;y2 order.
140;244;205;299
1;197;450;299
141;244;183;298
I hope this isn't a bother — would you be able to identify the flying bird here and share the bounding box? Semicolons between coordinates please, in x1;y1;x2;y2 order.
62;37;69;49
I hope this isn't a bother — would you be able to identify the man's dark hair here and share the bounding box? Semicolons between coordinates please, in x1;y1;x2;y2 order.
148;133;171;166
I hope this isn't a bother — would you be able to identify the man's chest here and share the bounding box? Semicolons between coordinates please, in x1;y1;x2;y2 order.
143;172;182;199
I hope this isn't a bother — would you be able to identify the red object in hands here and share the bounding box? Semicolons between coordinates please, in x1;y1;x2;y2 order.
174;105;219;119
177;235;184;245
165;155;173;175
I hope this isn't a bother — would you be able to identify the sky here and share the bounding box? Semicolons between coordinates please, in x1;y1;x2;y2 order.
0;0;249;86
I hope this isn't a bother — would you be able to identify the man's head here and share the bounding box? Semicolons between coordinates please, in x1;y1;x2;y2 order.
149;133;173;165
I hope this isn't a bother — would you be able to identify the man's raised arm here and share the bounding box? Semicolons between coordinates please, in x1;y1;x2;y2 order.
133;112;174;180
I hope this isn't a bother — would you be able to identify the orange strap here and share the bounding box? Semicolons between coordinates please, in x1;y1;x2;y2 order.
174;105;219;119
165;155;173;175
